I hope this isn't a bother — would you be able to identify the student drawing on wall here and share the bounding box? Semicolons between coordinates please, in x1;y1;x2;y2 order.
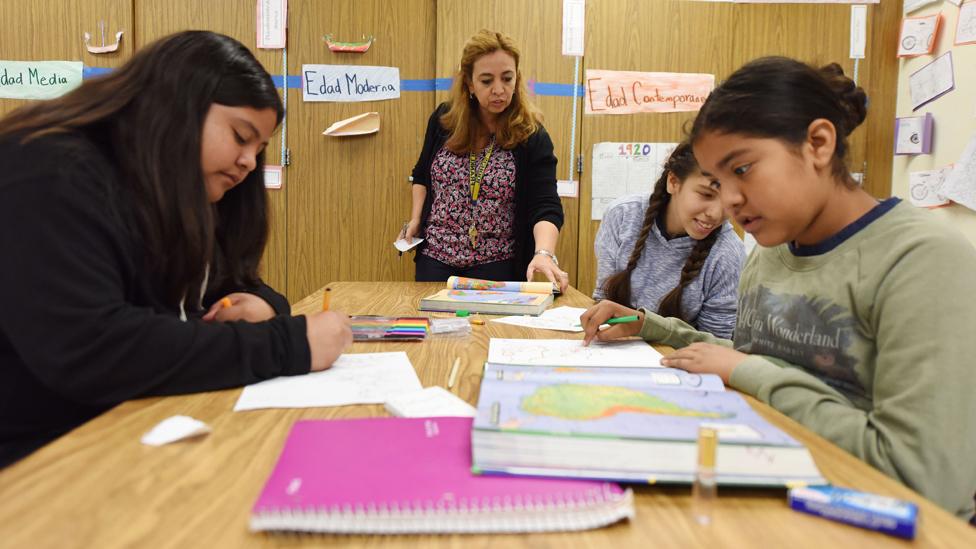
401;29;568;290
0;31;353;468
592;141;745;339
580;56;976;521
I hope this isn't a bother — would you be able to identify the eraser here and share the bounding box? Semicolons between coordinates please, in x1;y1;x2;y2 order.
788;485;917;540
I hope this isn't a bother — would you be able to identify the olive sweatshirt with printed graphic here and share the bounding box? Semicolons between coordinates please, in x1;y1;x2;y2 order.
636;199;976;521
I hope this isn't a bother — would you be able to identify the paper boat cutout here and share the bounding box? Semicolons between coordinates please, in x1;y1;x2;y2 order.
324;34;374;53
323;112;380;137
85;30;124;54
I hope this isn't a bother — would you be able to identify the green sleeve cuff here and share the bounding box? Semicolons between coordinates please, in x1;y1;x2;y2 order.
729;355;783;396
637;308;671;342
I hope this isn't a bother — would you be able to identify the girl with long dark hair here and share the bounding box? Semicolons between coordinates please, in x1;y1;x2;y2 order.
594;141;744;338
0;31;352;467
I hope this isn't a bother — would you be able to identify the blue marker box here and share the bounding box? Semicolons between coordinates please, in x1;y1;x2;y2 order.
788;485;918;540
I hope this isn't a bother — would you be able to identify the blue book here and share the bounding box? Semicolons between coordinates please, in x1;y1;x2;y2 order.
472;363;826;487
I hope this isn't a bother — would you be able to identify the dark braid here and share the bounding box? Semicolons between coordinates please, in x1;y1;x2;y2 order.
657;227;720;320
601;141;700;312
601;185;669;307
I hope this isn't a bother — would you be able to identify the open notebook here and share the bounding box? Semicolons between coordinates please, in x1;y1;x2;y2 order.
251;417;634;534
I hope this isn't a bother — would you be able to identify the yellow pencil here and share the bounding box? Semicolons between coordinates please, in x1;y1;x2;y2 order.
322;287;332;311
447;357;460;389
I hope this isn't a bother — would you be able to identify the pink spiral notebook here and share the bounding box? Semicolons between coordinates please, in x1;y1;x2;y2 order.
250;417;634;534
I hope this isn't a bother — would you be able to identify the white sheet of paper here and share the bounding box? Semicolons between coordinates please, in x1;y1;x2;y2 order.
909;52;954;111
394;237;423;252
488;338;664;368
557;179;579;198
909;166;952;208
141;415;211;446
591;142;677;220
903;0;939;14
956;2;976;45
943;132;976;212
384;386;477;418
562;0;585;56
898;14;940;57
850;5;867;59
264;165;283;189
234;352;422;411
491;306;589;332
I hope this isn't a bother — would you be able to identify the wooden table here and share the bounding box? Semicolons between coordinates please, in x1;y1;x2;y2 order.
1;282;972;548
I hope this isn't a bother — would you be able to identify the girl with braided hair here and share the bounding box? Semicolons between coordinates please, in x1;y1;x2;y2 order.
592;141;745;339
581;56;976;521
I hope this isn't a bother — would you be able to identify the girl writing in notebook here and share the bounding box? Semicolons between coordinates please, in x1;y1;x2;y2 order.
401;29;568;291
0;31;352;467
580;57;976;521
593;141;745;338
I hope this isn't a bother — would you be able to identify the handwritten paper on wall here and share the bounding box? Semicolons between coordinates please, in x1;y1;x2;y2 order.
0;60;82;100
256;0;287;49
591;142;676;220
897;13;942;58
585;70;713;115
562;0;585;57
909;52;954;111
909;166;952;208
943;132;976;213
302;65;400;102
956;2;976;46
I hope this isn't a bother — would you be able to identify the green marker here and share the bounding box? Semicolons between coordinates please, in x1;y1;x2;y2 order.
574;314;640;328
605;315;640;325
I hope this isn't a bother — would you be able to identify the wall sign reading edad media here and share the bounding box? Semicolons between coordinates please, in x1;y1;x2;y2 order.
0;60;83;100
585;69;714;115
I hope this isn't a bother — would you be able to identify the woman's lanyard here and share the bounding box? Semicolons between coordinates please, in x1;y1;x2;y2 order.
467;136;495;248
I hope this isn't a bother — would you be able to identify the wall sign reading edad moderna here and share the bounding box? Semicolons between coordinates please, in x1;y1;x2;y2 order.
585;69;714;115
302;64;400;102
0;60;83;100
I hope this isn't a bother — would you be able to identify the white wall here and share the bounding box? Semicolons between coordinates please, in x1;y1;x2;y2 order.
892;1;976;245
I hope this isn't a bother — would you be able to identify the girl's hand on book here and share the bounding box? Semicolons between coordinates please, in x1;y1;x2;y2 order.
580;300;643;346
202;292;275;323
306;311;353;372
660;342;747;384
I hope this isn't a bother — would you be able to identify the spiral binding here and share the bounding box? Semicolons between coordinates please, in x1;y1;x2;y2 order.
251;484;634;534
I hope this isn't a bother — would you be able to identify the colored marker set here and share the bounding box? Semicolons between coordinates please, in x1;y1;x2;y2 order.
350;316;429;341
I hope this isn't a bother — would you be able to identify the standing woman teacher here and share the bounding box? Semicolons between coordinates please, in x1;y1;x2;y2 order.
402;29;569;290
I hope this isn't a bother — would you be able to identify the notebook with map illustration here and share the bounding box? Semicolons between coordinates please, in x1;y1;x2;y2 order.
472;360;826;488
419;277;554;316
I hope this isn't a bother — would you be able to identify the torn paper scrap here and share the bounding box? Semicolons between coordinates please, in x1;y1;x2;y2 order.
141;415;211;446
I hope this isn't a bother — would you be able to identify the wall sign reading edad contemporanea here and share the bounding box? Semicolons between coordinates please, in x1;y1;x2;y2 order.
584;69;714;115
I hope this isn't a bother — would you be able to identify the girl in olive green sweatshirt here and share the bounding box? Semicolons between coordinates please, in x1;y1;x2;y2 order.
581;57;976;522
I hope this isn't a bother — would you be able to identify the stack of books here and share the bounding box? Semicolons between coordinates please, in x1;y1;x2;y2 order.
471;339;826;487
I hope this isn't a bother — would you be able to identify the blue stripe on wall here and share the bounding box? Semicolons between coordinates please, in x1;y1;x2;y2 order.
87;69;576;97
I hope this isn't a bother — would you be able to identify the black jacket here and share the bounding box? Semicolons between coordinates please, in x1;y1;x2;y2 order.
0;131;310;468
410;103;564;275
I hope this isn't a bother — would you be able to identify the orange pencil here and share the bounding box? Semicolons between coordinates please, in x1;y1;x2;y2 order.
219;297;232;309
322;287;332;311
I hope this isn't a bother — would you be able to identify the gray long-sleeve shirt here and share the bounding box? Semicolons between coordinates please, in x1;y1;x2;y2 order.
593;193;745;338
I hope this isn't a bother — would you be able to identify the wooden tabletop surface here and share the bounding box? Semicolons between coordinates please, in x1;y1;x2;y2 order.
0;281;972;548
